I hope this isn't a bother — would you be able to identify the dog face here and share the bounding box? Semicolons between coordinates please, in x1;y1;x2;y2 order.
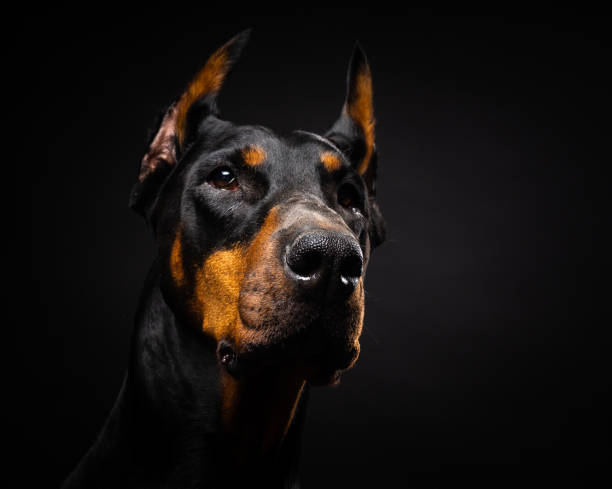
130;31;385;385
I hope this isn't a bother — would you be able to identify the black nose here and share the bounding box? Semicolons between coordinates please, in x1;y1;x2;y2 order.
285;231;363;302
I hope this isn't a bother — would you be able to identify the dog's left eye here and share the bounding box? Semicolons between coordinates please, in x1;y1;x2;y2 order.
208;167;239;190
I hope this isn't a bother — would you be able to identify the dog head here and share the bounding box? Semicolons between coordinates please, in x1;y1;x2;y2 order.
130;31;385;385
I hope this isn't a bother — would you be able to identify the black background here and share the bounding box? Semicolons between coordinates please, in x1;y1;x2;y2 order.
24;9;608;487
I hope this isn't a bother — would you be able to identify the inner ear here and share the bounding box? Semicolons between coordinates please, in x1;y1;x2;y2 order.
129;103;179;217
138;103;179;183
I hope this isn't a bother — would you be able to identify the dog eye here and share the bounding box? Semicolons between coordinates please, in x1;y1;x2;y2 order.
208;167;238;190
337;183;361;210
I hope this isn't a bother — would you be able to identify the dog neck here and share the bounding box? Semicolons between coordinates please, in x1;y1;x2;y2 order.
63;263;307;488
221;367;306;459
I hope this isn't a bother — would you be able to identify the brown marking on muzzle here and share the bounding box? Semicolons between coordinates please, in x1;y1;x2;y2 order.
189;207;281;345
194;245;247;342
341;277;365;370
168;212;283;348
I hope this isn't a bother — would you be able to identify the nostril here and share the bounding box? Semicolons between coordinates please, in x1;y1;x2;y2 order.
287;247;322;278
339;253;363;283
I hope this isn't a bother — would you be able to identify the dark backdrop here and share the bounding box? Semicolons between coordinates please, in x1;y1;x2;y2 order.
24;9;608;487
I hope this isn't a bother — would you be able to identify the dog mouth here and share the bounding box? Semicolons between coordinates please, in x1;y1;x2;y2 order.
217;342;359;386
217;310;361;385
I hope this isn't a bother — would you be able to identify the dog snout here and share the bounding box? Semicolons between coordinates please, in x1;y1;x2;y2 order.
285;230;363;302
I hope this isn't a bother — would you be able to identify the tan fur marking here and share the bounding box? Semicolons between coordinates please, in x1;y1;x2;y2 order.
321;151;342;172
193;208;280;345
348;278;365;369
175;43;232;147
346;69;375;175
170;228;185;288
241;145;267;167
195;246;247;342
237;209;284;348
244;208;280;274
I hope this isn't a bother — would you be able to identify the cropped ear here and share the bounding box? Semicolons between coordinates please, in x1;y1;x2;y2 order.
326;44;386;248
129;30;250;218
325;43;377;195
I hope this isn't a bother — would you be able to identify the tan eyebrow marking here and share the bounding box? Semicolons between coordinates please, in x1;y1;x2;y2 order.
241;145;267;167
321;151;342;172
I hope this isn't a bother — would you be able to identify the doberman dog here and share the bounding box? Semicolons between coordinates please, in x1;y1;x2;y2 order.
62;30;386;489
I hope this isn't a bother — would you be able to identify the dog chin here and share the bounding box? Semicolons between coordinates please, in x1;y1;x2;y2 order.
304;340;360;385
229;324;361;383
305;360;356;386
308;369;343;386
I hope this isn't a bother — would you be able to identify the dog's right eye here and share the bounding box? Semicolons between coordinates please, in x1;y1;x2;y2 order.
208;167;238;190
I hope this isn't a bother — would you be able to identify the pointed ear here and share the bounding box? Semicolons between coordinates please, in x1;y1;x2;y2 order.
326;43;377;195
326;45;385;248
174;29;250;147
129;30;250;218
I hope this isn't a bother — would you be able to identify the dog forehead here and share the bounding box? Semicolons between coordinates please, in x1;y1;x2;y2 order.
267;130;348;191
197;124;345;175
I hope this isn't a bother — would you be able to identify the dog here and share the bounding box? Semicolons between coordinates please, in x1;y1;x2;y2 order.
62;30;386;488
